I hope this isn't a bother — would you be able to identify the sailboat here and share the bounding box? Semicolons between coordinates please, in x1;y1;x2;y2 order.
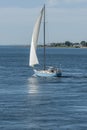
29;5;62;77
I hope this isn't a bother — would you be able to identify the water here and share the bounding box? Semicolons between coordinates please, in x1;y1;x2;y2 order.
0;46;87;130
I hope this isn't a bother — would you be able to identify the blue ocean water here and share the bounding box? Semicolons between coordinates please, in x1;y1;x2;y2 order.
0;46;87;130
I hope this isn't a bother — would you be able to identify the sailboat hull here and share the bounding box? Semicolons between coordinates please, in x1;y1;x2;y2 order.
34;69;62;77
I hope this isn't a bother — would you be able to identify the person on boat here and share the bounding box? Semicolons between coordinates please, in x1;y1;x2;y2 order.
48;67;55;73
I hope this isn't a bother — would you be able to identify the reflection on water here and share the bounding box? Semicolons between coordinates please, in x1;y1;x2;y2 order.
28;77;39;94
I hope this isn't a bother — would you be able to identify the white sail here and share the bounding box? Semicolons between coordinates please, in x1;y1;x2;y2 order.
29;7;44;67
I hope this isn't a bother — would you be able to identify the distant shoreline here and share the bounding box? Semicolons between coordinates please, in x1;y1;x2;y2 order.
0;45;87;49
0;40;87;48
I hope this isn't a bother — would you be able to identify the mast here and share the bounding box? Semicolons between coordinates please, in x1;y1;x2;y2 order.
43;4;46;70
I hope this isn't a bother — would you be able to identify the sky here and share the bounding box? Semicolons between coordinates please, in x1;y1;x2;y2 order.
0;0;87;45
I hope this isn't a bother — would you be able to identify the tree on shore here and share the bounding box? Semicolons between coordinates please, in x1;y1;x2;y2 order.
80;41;87;47
65;41;73;47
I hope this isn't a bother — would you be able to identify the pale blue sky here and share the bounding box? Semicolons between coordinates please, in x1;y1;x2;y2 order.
0;0;87;45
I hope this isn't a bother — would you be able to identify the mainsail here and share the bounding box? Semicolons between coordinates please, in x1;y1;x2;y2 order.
29;7;44;67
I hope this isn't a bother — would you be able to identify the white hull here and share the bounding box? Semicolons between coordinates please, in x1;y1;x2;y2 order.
34;67;62;77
